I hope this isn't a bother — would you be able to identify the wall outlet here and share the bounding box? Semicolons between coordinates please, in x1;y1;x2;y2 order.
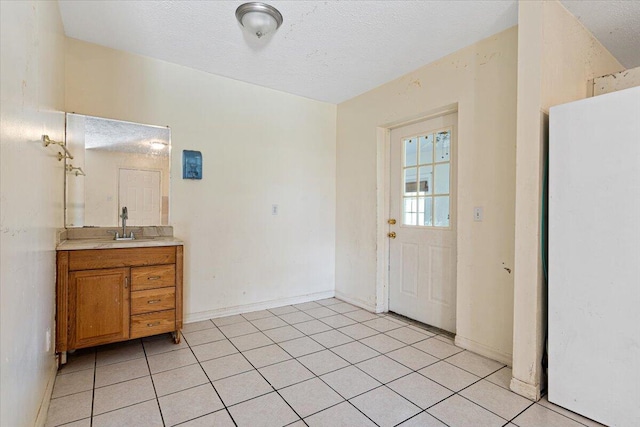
46;328;51;352
272;204;279;215
474;207;483;222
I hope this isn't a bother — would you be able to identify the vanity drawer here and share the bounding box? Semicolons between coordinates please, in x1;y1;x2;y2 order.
131;287;175;315
69;246;176;271
131;264;175;290
130;310;175;338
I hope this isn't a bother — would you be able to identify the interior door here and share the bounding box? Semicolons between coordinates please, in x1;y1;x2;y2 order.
388;113;457;333
118;168;161;226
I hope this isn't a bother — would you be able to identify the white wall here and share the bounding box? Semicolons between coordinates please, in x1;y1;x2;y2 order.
65;39;337;319
0;1;66;426
336;27;518;364
511;0;623;400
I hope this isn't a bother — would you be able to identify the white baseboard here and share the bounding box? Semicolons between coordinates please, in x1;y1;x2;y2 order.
334;291;377;312
34;356;58;427
184;290;335;323
510;376;541;401
454;335;513;367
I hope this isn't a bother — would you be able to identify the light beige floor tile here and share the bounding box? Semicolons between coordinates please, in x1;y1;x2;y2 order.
460;379;533;420
92;399;163;427
158;383;224;426
305;306;339;319
385;326;433;344
259;359;315;389
293;319;332;335
386;346;439;370
191;339;237;362
147;348;196;374
362;317;406;332
262;325;305;343
343;310;380;322
200;353;253;381
279;336;325;357
268;305;300;316
182;320;215;333
310;330;353;348
229;331;273;351
350;386;421;427
243;344;291;368
279;311;316;325
486;366;512;390
445;350;504;377
512;402;587;427
397;412;447;426
388;373;453;409
93;376;156;415
178;409;235;427
251;316;288;331
241;309;274;321
535;398;605;427
329;302;360;314
142;334;188;356
280;378;344;418
298;349;350;375
96;340;145;367
360;334;405;353
45;391;92;427
433;334;455;345
57;351;95;375
213;369;273;406
412;338;462;359
182;327;225;346
218;321;259;338
286;421;306;427
320;366;382;399
418;361;480;392
152;363;209;397
427;395;506;427
293;301;323;311
305;401;376;427
52;368;94;398
338;323;379;340
331;341;380;364
212;314;246;327
320;314;357;328
228;392;299;427
356;355;412;384
95;357;149;388
316;298;342;307
58;418;91;427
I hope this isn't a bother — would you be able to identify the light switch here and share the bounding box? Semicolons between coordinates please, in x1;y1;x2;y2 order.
272;204;279;215
474;207;483;221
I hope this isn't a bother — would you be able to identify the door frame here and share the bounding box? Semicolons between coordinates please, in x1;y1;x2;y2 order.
374;103;459;317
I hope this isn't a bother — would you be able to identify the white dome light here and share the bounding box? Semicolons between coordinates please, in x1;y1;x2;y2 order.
235;2;283;39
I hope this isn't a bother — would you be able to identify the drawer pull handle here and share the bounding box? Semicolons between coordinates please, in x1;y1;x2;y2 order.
147;299;162;304
147;322;161;327
148;276;161;280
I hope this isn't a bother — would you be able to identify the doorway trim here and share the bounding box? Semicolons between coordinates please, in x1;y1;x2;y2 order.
374;103;459;314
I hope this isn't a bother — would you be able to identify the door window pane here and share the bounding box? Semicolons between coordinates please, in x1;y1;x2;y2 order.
418;166;432;195
434;163;450;195
403;197;417;225
404;168;417;194
419;135;433;164
418;197;433;226
435;131;450;162
404;138;417;166
434;196;450;227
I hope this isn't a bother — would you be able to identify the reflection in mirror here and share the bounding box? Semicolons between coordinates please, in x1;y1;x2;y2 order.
65;114;171;228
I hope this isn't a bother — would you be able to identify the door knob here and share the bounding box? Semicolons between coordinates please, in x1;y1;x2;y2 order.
388;232;396;239
388;219;396;225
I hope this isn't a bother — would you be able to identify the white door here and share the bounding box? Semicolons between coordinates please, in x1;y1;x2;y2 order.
388;113;457;333
118;169;161;226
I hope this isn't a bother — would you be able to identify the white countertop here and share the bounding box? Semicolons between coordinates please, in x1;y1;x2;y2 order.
57;237;184;251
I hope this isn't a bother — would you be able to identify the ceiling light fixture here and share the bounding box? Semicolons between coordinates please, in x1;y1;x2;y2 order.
150;141;168;150
235;2;283;39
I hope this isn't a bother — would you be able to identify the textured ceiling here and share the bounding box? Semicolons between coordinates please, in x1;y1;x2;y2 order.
561;0;640;69
58;1;640;104
84;115;170;156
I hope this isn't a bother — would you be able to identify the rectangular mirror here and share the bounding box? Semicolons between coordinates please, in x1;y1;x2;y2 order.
65;114;171;228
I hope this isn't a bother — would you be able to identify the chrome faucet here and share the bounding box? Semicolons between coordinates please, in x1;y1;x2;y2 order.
107;207;135;240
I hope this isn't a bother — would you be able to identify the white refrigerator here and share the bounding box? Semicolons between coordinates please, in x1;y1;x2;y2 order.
549;86;640;427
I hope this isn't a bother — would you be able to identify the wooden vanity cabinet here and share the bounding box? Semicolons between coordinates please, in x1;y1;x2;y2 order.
56;245;183;354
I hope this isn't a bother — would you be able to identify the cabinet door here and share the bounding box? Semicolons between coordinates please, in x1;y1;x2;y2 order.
69;268;130;349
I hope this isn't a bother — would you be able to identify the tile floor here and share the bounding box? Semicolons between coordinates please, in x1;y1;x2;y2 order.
46;298;603;427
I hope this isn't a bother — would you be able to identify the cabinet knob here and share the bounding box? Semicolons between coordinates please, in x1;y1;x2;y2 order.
147;299;161;305
147;322;161;327
124;277;129;289
148;276;161;281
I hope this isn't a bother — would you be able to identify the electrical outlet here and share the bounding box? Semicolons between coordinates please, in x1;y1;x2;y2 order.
474;207;483;222
46;328;51;352
272;204;279;215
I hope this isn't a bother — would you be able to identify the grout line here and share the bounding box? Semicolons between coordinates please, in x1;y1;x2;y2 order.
140;338;167;427
89;350;96;427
